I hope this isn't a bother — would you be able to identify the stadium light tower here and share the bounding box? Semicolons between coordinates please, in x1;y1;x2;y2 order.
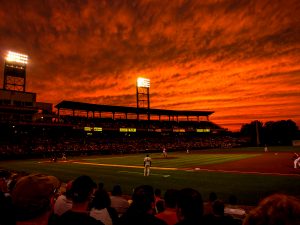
136;77;150;121
3;51;28;92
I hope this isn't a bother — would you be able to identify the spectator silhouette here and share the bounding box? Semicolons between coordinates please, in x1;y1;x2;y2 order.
224;195;246;219
175;188;203;225
11;173;60;225
243;194;300;225
204;192;217;215
57;175;104;225
155;188;165;213
53;180;73;216
90;189;119;225
110;185;129;217
0;190;16;225
119;185;167;225
156;189;179;225
203;199;240;225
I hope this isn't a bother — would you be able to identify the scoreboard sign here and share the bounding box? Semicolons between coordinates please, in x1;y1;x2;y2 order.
84;127;102;132
120;128;137;132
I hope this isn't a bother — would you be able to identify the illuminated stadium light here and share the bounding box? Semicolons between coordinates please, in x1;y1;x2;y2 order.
6;51;28;64
137;77;150;88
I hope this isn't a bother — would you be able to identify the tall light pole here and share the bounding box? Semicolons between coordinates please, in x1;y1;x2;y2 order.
136;77;150;121
4;51;28;92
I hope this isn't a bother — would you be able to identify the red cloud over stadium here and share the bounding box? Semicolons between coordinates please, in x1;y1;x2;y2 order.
0;0;299;131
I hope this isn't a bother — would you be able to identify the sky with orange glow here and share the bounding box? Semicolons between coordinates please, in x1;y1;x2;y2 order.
0;0;300;131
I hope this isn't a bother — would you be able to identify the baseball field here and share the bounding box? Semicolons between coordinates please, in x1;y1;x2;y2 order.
1;146;300;205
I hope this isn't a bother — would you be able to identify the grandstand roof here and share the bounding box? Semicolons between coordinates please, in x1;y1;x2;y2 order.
55;100;214;117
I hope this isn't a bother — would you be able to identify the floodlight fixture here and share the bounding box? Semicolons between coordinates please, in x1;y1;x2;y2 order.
6;51;28;64
137;77;150;88
136;77;151;121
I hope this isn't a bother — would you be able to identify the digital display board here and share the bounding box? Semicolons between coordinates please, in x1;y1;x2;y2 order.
173;129;186;132
84;127;92;131
84;127;102;132
196;129;210;133
94;127;102;132
120;128;137;132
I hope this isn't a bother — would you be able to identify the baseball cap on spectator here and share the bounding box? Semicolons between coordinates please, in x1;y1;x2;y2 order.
11;173;60;220
70;175;96;203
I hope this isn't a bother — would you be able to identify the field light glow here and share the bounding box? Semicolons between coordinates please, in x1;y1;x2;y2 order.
6;51;28;64
137;77;150;88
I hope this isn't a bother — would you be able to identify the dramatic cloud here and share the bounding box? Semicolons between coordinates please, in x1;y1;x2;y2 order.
0;0;299;131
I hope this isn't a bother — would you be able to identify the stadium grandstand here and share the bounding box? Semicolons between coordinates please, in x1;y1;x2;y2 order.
0;51;240;159
55;100;220;132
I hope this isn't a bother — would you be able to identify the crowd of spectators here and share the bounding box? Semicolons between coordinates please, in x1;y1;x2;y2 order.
0;113;244;160
0;135;241;159
1;170;300;225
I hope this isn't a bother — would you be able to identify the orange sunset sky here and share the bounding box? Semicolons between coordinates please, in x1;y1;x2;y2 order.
0;0;300;131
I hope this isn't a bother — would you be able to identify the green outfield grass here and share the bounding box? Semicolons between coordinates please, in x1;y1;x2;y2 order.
79;153;260;167
1;147;300;205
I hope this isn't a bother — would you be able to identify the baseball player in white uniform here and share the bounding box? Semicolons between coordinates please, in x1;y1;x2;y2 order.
162;147;167;158
144;154;152;176
294;153;300;169
62;153;67;161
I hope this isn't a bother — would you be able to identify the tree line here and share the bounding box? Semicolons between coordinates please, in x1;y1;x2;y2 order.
239;119;299;146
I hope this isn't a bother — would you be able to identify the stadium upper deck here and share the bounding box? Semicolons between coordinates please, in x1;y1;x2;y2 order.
55;100;214;122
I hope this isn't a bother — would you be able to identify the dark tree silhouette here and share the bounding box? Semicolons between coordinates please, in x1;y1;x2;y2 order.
240;119;298;146
240;120;263;146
